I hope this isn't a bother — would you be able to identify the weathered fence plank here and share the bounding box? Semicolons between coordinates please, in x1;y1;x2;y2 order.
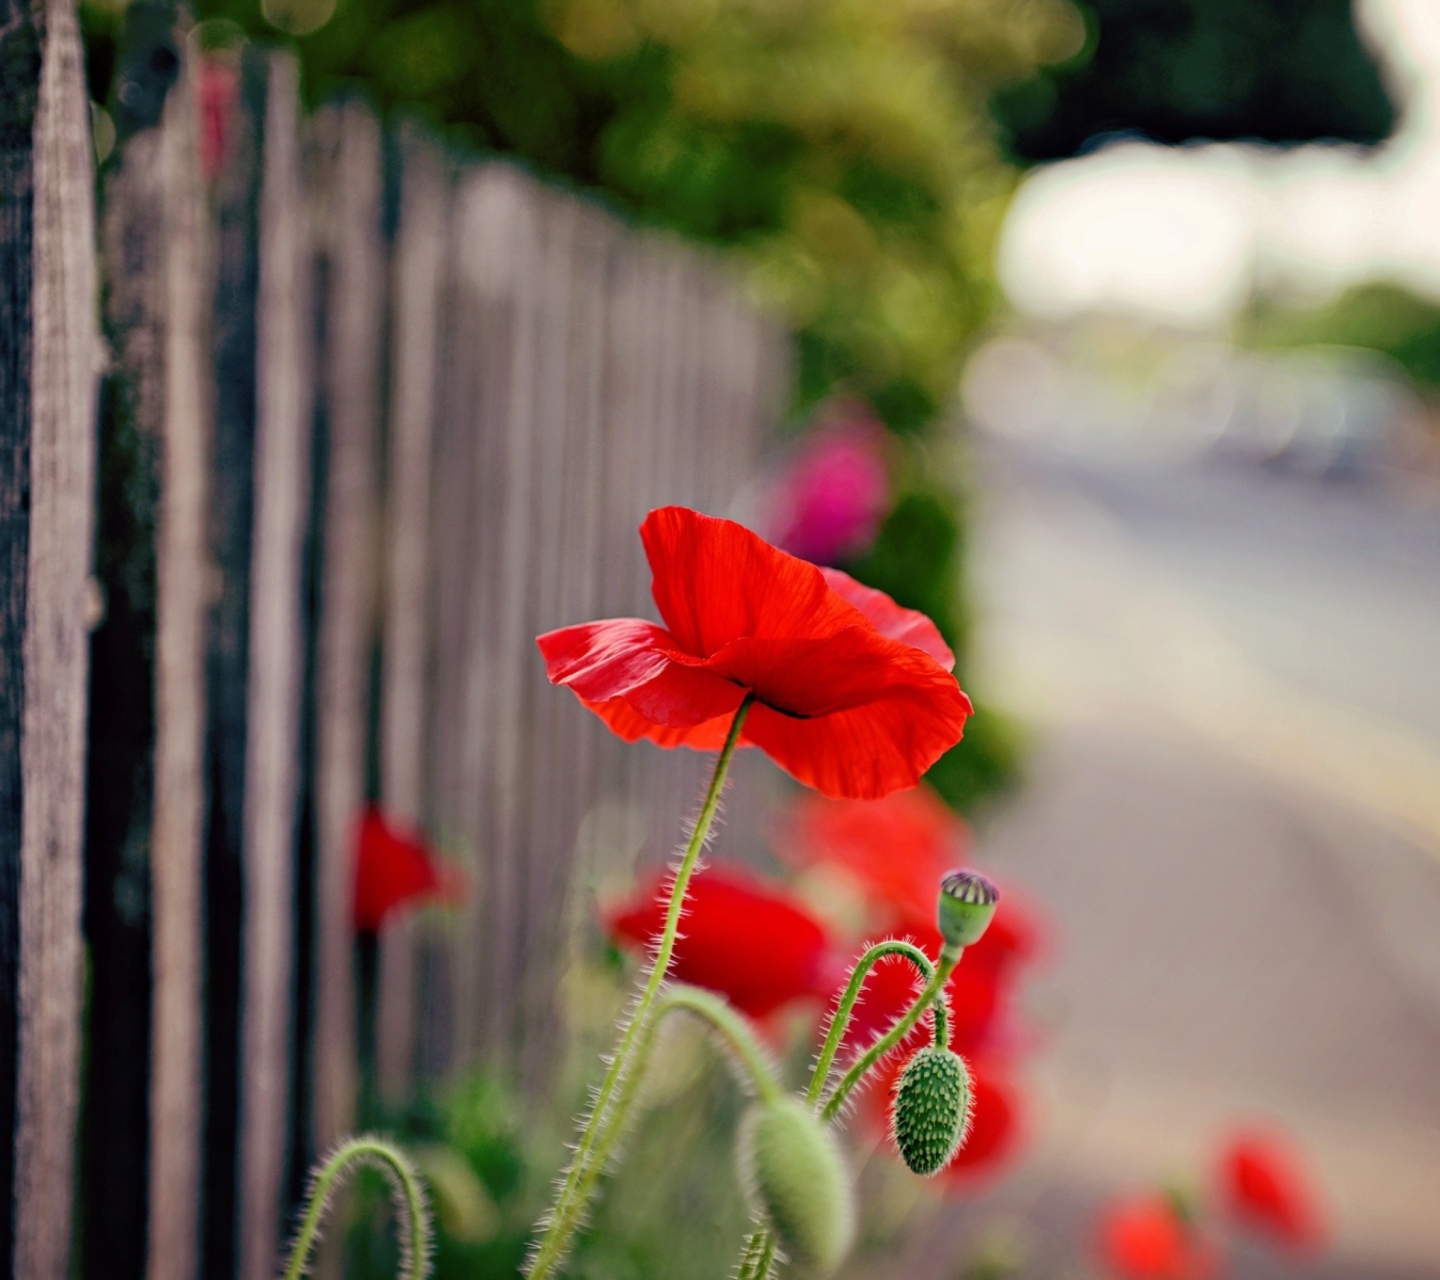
200;42;266;1279
376;127;449;1104
310;98;384;1151
2;0;99;1275
236;50;313;1280
146;48;212;1280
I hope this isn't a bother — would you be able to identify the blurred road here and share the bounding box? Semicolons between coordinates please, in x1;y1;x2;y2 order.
903;436;1440;1279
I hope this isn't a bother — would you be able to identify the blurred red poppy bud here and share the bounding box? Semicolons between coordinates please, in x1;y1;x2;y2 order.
1217;1129;1327;1253
938;870;999;950
606;866;838;1019
1097;1193;1219;1279
353;807;466;933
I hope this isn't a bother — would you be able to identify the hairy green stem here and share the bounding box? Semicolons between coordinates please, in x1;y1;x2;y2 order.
821;944;960;1124
526;696;754;1280
282;1136;430;1280
806;940;939;1106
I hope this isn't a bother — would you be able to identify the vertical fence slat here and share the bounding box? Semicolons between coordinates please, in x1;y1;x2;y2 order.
312;99;384;1147
147;51;213;1280
376;127;448;1103
237;51;313;1280
9;0;98;1274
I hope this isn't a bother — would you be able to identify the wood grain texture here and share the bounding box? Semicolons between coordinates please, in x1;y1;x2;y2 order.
376;128;448;1103
311;98;383;1150
14;0;98;1275
145;53;213;1280
236;51;312;1280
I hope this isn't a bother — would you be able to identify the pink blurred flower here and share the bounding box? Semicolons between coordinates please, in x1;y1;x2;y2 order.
766;410;890;566
1217;1129;1328;1253
196;59;239;179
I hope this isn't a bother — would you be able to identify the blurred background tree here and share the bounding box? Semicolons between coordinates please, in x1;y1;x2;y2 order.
993;0;1396;162
1244;281;1440;389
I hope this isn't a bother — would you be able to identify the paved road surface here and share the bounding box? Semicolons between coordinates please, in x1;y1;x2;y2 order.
887;435;1440;1279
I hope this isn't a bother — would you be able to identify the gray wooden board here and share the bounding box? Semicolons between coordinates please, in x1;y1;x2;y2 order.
310;98;383;1154
12;0;99;1275
237;51;312;1280
375;126;448;1104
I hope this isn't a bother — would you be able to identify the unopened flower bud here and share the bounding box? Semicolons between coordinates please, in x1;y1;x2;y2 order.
737;1097;854;1274
891;1046;971;1176
937;870;998;950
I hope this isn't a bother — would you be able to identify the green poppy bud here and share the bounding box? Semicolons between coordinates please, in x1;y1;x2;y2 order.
737;1097;854;1274
937;870;998;950
891;1046;971;1176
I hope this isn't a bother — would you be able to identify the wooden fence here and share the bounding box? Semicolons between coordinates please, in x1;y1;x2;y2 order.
0;8;788;1278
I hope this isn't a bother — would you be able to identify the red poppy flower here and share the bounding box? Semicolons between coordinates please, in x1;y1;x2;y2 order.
606;866;839;1019
536;507;971;799
1217;1129;1327;1253
1097;1194;1220;1280
775;786;968;926
353;807;466;933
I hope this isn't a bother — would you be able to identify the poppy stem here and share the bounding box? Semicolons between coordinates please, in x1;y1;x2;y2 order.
526;695;755;1280
820;944;961;1124
281;1136;431;1280
805;939;942;1107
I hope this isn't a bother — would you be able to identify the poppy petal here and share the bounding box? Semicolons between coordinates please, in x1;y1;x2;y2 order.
641;507;861;657
537;618;746;728
730;634;971;798
578;697;742;750
819;568;956;671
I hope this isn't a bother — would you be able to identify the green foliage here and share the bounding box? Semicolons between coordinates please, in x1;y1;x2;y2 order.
87;0;1082;414
1244;282;1440;388
995;0;1396;163
844;483;1022;810
346;1076;536;1279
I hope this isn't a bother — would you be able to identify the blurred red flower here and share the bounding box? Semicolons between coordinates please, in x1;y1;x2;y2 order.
775;786;966;926
1217;1129;1327;1253
766;414;890;566
196;59;238;179
939;1060;1022;1182
1097;1194;1220;1280
537;506;970;799
606;866;840;1019
353;807;465;933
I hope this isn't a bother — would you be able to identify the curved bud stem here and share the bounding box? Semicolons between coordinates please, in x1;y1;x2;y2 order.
806;939;940;1107
526;696;755;1280
821;943;961;1124
282;1136;431;1280
659;985;782;1102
